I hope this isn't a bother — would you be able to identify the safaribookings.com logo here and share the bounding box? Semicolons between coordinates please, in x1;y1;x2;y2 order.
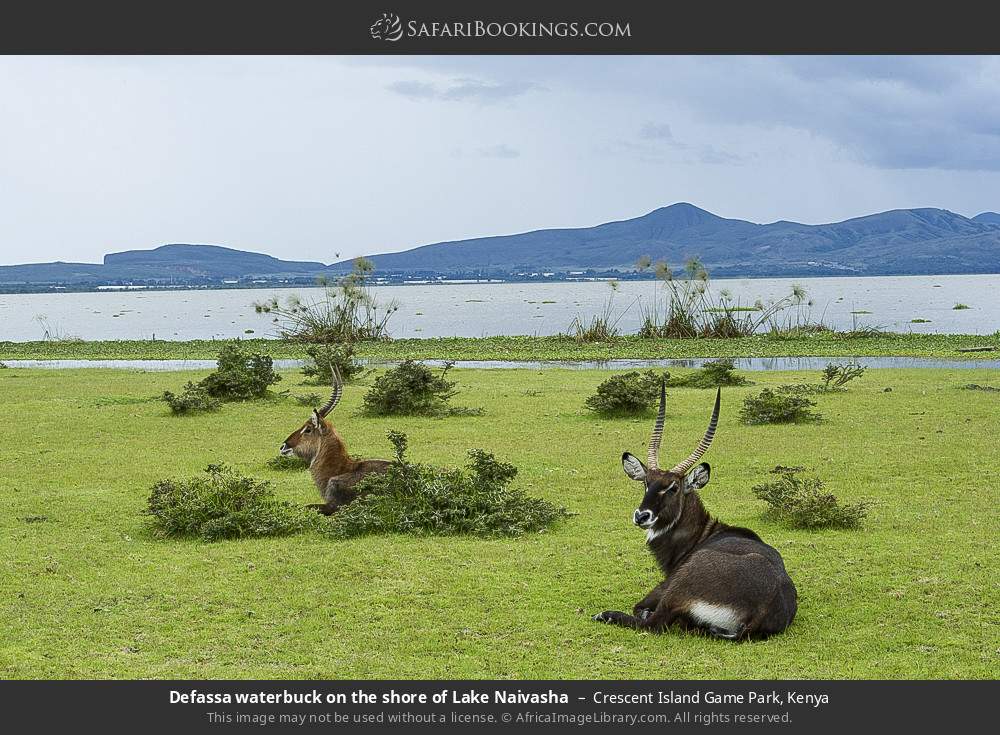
369;13;631;42
370;13;403;41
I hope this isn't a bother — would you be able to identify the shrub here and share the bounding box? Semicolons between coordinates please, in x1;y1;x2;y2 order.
739;388;822;424
635;257;811;339
146;464;316;541
293;392;323;406
666;359;752;388
301;342;365;384
585;370;666;416
266;454;309;471
162;382;222;414
820;362;866;391
162;342;281;414
323;431;570;539
199;343;280;400
776;362;866;396
361;361;482;417
752;466;869;529
568;280;632;343
254;257;398;342
963;383;1000;393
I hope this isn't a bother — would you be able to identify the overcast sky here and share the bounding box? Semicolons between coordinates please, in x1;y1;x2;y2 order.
1;55;999;266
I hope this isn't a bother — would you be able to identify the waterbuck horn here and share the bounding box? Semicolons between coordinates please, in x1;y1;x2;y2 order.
317;363;343;418
646;379;667;469
669;388;721;476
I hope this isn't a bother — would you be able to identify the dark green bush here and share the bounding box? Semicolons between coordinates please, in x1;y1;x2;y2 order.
666;359;752;388
146;463;316;541
266;454;309;471
752;466;869;529
301;342;365;384
162;342;281;414
199;343;280;400
361;360;482;417
162;382;222;414
585;370;666;416
292;392;323;406
323;431;570;539
739;388;822;424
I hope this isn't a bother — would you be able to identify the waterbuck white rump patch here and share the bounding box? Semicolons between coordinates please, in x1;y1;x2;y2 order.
688;601;742;635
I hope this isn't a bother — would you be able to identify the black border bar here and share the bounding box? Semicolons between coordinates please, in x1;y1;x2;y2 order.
2;0;1000;54
2;680;996;733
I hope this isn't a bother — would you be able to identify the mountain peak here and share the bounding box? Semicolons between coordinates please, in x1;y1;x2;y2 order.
639;202;724;227
973;211;1000;225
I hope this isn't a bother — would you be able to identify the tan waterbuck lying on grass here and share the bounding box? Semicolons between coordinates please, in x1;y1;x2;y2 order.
594;384;797;639
279;369;391;514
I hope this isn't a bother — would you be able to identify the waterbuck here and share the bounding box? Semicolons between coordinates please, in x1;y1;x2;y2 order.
279;369;391;514
593;384;797;639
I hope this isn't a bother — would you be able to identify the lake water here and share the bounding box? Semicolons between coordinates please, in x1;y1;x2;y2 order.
2;274;998;341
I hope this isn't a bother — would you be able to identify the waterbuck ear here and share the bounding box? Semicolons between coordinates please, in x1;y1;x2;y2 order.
622;452;647;482
684;463;711;493
310;410;330;435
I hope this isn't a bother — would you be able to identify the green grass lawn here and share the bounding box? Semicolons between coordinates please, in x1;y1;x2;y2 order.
2;330;1000;361
1;366;997;679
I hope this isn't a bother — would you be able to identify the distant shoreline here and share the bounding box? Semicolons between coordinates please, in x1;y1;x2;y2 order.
3;269;1000;296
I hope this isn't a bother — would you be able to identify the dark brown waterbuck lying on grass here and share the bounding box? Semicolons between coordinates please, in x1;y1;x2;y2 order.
594;385;797;639
279;369;391;514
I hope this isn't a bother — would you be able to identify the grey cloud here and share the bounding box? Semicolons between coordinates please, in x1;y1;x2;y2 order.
387;77;538;103
377;56;1000;171
638;122;673;141
627;122;743;165
477;144;520;159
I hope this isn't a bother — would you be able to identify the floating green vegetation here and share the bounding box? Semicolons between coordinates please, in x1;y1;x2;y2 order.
4;332;1000;362
910;318;931;323
953;303;971;310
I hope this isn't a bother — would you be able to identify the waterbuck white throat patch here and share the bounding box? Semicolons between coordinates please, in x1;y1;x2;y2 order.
646;518;677;543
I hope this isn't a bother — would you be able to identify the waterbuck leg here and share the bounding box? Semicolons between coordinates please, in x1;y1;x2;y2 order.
592;610;643;628
594;605;680;632
633;581;670;619
323;474;361;507
306;501;340;516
